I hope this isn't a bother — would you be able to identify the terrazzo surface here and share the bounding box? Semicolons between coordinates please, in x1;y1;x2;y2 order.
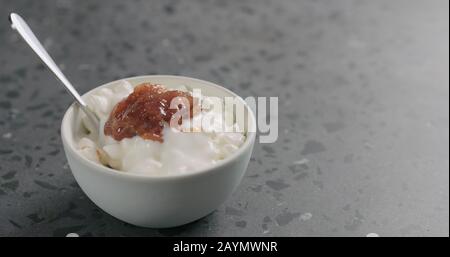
0;0;448;236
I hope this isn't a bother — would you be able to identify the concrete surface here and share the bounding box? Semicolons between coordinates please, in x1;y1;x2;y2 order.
0;0;448;236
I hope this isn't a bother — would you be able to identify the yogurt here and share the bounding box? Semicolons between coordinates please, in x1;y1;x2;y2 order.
76;80;246;175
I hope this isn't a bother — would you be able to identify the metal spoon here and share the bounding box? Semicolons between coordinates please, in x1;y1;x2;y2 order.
9;13;100;130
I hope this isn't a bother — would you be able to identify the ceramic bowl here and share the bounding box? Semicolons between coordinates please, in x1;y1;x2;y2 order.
61;75;256;228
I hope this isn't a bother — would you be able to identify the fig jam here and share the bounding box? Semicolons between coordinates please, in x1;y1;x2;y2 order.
104;83;194;142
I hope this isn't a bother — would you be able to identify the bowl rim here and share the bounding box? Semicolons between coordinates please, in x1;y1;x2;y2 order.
61;75;256;181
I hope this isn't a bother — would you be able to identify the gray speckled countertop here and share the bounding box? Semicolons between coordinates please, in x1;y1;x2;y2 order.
0;0;448;237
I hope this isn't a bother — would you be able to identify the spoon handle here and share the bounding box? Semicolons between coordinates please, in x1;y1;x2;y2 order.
9;13;99;127
9;13;87;107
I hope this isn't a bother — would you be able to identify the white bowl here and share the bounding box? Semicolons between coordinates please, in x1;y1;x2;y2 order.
61;75;256;228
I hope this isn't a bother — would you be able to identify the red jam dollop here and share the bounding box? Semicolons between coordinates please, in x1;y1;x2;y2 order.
104;83;194;142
